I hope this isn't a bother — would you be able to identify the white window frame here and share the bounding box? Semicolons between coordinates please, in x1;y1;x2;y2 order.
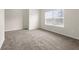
44;9;64;27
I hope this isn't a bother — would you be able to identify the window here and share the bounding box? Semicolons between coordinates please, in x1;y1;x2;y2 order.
45;9;64;27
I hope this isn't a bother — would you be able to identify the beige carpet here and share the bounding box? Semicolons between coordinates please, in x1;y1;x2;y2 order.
1;29;79;50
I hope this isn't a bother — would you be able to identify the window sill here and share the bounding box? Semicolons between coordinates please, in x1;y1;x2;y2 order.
45;24;64;28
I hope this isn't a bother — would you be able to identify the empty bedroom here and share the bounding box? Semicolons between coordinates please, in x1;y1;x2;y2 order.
0;9;79;50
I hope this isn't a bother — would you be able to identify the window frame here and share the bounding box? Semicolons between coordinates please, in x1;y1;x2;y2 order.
44;9;64;27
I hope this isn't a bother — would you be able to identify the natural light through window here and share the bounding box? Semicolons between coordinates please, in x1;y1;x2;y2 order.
45;9;64;27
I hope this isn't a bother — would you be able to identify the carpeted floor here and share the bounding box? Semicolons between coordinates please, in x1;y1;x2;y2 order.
1;29;79;50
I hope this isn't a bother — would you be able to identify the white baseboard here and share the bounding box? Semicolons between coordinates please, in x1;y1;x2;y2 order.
5;28;24;32
41;28;79;40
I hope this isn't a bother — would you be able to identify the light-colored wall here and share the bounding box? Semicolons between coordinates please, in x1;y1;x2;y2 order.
0;9;4;48
5;9;27;31
40;9;79;39
23;9;29;29
29;9;40;30
5;9;39;31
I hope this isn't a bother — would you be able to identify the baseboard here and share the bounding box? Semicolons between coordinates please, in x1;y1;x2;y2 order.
40;28;79;40
23;28;28;30
5;28;28;32
0;37;5;50
28;28;40;30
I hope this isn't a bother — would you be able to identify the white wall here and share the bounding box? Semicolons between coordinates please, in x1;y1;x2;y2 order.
29;9;40;30
5;9;27;31
0;9;4;48
23;9;29;29
5;9;39;31
40;9;79;39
